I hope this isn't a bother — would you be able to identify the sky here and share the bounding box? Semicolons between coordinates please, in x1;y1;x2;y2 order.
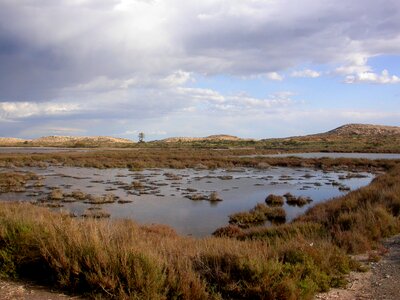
0;0;399;141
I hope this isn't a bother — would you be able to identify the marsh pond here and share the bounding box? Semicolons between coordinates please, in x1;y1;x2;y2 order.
0;165;374;236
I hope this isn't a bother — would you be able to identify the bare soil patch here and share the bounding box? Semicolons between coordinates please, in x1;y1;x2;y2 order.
0;280;83;300
315;234;400;300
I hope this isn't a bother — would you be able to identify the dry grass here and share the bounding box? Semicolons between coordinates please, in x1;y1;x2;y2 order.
294;164;400;253
0;201;358;299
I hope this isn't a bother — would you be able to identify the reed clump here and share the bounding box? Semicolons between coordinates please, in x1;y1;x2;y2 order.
229;203;286;228
284;193;313;207
265;194;285;206
0;172;42;193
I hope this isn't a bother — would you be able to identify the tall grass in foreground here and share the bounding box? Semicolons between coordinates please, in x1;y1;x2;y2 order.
0;165;400;299
0;204;354;299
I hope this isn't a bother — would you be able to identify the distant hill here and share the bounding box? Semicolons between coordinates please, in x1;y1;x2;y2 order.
161;134;248;143
268;124;400;142
0;136;134;147
321;124;400;136
31;136;133;146
258;123;400;153
0;138;28;145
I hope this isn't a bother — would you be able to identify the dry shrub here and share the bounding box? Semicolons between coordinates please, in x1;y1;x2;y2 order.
212;225;243;238
229;203;286;228
0;201;363;300
265;194;284;206
0;203;209;299
296;165;400;253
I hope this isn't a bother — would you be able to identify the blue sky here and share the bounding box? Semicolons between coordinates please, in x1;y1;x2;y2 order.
0;0;399;141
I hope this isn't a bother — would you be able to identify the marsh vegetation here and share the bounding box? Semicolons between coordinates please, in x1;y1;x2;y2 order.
0;146;399;299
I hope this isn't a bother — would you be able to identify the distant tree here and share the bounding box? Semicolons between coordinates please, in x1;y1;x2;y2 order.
138;132;145;143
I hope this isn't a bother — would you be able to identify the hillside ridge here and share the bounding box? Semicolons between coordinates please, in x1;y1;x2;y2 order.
323;124;400;136
0;137;27;145
161;134;249;143
32;135;133;144
0;135;134;146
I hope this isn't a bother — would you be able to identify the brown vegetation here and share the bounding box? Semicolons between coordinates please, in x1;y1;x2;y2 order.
161;134;246;143
0;172;42;193
82;209;111;218
229;203;286;228
0;200;356;300
216;165;400;255
0;148;396;172
265;194;285;206
284;193;313;207
0;164;399;298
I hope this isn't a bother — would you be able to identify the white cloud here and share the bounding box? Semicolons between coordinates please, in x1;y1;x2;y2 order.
291;69;320;78
161;71;194;87
335;54;400;84
265;72;284;81
66;70;193;92
335;54;372;75
0;75;296;125
345;69;400;84
0;102;80;120
176;87;226;103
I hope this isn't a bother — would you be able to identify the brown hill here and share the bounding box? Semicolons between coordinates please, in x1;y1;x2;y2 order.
322;124;400;136
29;136;134;146
0;138;29;145
161;134;246;143
32;136;132;144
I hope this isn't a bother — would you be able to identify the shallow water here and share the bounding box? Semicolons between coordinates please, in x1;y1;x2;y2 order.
243;152;400;159
0;166;373;236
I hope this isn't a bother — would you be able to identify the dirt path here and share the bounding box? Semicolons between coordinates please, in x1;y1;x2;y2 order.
315;234;400;300
0;280;82;300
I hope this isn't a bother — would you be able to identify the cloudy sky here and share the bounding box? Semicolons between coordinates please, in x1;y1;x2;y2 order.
1;0;399;140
